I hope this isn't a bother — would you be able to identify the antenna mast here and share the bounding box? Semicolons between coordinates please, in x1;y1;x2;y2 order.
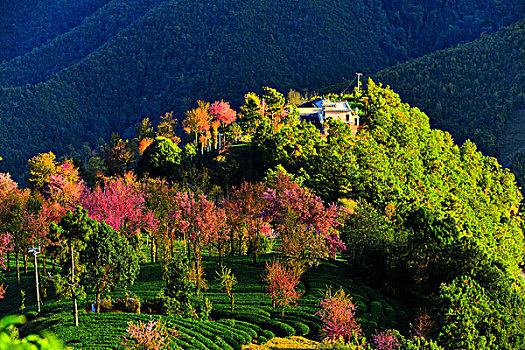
356;72;363;94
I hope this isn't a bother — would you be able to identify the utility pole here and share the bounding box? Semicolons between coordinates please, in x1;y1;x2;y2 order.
28;247;41;314
356;72;363;94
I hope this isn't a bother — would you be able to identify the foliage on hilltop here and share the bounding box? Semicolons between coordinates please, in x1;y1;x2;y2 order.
0;0;523;181
231;80;525;348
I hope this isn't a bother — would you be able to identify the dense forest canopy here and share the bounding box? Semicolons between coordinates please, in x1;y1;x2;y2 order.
374;18;525;188
0;0;523;181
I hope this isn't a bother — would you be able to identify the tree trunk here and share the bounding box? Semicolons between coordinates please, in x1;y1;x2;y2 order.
6;251;10;271
73;294;79;327
150;237;155;263
281;307;285;319
253;248;258;264
71;245;79;327
16;251;20;285
218;247;223;268
230;294;234;312
42;258;48;298
229;230;235;256
194;260;200;296
24;254;28;274
96;290;101;313
194;252;202;296
186;238;191;262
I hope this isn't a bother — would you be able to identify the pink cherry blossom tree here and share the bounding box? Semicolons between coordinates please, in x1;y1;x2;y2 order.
122;316;176;350
209;100;237;126
264;260;303;318
171;192;229;294
81;172;157;239
209;100;237;149
316;287;361;343
224;182;273;263
0;233;13;299
263;173;346;271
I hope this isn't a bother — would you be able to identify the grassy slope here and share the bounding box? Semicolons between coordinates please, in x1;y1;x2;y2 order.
2;254;410;349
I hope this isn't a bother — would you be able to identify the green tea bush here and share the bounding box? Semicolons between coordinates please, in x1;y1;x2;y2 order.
369;301;383;322
286;316;320;336
260;329;275;340
234;313;271;325
285;319;310;336
177;320;238;349
216;319;265;346
235;305;271;318
24;311;39;321
258;336;268;344
166;321;217;350
261;320;295;337
192;321;250;346
382;304;397;328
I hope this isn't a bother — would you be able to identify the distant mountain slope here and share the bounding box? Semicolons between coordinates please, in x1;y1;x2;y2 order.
0;0;522;180
0;0;111;62
374;18;525;184
0;0;165;87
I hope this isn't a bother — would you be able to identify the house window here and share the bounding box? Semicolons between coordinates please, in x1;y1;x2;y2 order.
346;114;350;122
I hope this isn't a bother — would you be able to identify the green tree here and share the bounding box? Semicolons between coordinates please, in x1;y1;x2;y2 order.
161;252;211;320
49;207;95;327
137;136;182;180
80;220;140;313
27;152;57;191
215;265;237;312
437;276;496;350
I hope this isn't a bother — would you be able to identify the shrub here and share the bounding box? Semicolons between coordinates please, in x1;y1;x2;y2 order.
99;297;113;313
372;330;400;350
121;316;176;350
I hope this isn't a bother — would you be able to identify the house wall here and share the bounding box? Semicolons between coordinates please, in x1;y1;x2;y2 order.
325;111;359;125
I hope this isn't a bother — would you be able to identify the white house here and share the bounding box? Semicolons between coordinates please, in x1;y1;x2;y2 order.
297;98;360;130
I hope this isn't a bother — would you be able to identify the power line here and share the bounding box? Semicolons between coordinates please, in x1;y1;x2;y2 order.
340;76;357;95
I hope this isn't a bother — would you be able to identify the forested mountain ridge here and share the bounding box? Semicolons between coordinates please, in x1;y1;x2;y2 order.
0;0;111;62
0;0;522;181
374;18;525;187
